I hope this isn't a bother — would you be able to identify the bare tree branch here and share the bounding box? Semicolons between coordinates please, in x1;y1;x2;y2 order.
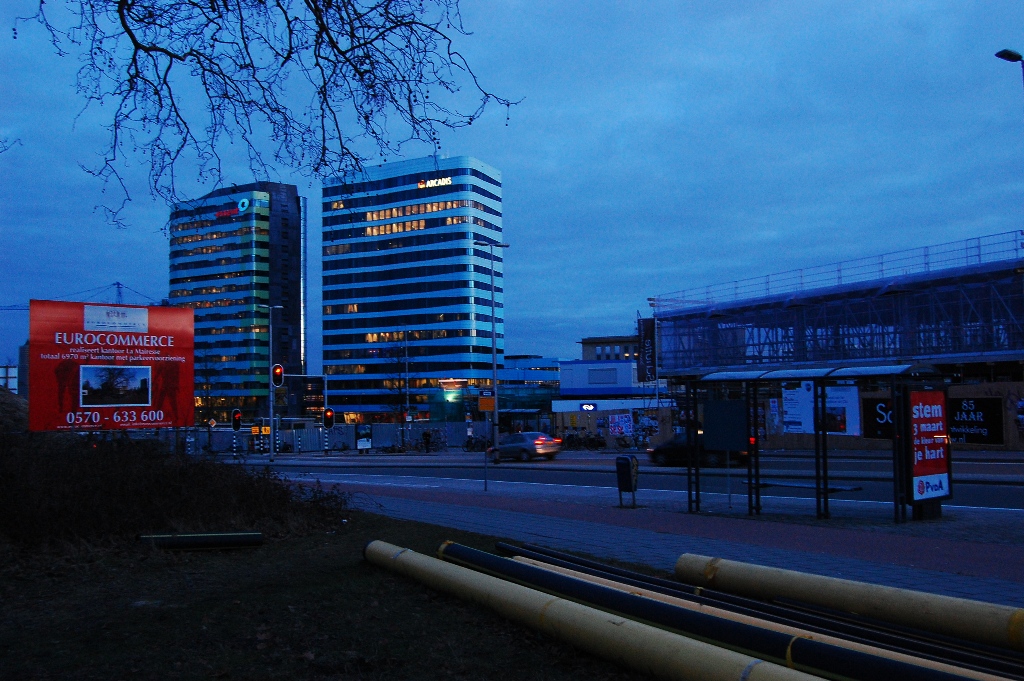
19;0;517;220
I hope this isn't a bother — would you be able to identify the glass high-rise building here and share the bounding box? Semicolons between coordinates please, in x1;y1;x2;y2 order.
169;182;307;422
321;155;504;422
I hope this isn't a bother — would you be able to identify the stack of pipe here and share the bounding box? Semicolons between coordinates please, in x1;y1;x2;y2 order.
365;540;817;681
674;554;1024;653
366;539;1024;681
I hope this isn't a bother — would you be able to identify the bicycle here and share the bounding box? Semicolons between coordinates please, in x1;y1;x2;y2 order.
430;428;448;452
463;434;490;452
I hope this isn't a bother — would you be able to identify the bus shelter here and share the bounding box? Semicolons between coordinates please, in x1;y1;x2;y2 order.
684;363;946;522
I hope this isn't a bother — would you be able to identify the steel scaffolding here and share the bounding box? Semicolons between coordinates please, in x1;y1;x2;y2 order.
656;232;1024;375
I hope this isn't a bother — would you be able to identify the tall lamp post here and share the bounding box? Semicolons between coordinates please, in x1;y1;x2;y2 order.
473;240;509;492
996;50;1024;116
257;303;283;461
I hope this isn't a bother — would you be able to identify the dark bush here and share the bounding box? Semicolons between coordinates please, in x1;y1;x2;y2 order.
0;435;347;547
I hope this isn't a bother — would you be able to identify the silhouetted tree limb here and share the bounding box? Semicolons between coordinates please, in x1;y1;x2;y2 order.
21;0;514;219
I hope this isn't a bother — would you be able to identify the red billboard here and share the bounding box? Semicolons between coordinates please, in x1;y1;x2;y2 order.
28;300;194;431
908;390;952;502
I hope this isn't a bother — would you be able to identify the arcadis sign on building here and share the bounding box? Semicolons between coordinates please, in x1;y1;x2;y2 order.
28;300;195;431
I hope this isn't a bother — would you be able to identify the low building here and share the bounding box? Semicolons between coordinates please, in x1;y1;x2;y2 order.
497;355;560;433
553;341;671;446
580;335;639;361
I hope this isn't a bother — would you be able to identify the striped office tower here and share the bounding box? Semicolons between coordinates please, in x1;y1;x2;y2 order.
322;156;504;422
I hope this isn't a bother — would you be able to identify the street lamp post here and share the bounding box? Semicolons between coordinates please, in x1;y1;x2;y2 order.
996;49;1024;108
473;240;509;492
404;326;411;449
257;303;283;461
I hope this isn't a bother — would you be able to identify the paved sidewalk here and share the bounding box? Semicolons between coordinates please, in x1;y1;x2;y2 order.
287;471;1024;607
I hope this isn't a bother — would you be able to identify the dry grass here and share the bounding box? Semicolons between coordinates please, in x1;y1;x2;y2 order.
0;511;651;681
0;418;650;679
0;435;347;548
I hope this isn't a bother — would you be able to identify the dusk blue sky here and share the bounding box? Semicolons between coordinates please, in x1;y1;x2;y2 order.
3;1;1024;370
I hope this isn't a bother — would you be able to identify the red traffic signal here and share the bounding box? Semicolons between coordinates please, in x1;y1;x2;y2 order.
271;364;284;387
231;409;242;432
323;408;335;429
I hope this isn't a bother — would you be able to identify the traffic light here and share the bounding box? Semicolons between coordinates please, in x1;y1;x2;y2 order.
231;409;242;432
271;363;284;387
323;408;335;429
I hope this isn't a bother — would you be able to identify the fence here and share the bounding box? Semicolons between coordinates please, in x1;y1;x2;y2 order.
653;231;1024;314
183;421;492;454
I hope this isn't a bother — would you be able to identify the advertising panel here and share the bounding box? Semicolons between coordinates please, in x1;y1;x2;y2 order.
782;381;815;434
608;413;633;436
861;398;894;439
28;300;194;431
782;384;861;435
356;424;372;450
909;390;952;502
636;317;657;383
822;386;861;436
949;398;1003;445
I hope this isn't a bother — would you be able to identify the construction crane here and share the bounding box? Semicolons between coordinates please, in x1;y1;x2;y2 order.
0;281;159;312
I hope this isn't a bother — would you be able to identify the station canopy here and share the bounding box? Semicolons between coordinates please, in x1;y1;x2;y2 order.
699;363;936;383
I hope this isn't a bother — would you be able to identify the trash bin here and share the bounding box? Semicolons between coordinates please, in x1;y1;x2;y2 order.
615;454;639;508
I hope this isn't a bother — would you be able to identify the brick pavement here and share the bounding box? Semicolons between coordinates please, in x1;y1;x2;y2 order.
285;471;1024;607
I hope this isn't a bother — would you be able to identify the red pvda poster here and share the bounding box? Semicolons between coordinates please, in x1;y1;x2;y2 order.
28;300;194;431
909;390;952;502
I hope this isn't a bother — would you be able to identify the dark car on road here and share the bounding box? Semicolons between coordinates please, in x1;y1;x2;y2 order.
647;433;748;468
489;432;560;462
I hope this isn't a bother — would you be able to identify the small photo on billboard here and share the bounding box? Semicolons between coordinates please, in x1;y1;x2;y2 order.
80;365;152;407
825;406;847;434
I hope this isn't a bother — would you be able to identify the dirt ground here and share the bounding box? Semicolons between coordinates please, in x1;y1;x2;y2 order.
0;511;651;680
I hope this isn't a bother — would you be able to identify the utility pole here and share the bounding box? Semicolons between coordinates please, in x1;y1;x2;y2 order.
473;240;509;492
404;329;411;448
258;303;283;461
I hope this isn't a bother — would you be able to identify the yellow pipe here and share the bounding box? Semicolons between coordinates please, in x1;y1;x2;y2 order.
675;554;1024;653
364;541;823;681
513;556;1007;681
